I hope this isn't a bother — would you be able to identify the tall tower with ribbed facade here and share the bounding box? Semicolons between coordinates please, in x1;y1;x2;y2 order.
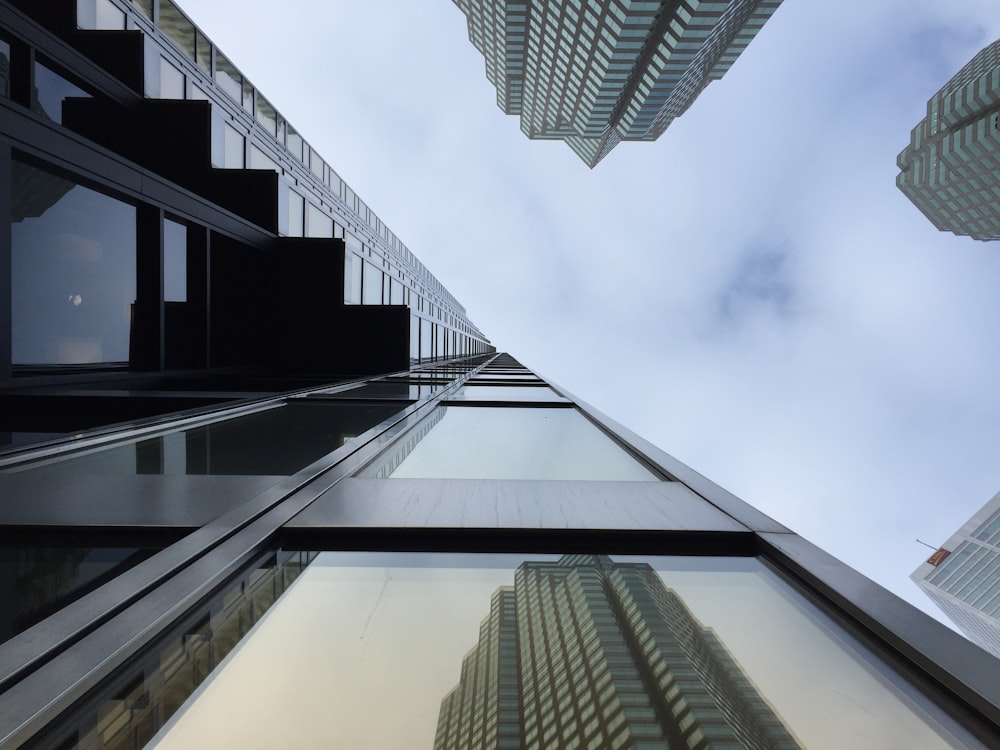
897;39;1000;241
451;0;784;167
434;555;801;750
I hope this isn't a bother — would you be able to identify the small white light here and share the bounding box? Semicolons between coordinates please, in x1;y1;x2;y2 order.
69;294;83;306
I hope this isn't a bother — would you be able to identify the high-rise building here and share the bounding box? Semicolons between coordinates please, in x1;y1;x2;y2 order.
896;38;1000;241
451;0;783;167
435;555;801;750
912;491;1000;659
0;1;999;748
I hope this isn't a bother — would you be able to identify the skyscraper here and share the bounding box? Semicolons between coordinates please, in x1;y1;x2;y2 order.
912;491;1000;659
451;0;784;167
435;555;801;750
0;1;999;747
896;38;1000;241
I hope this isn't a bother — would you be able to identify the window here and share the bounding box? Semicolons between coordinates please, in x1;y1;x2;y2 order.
10;157;136;365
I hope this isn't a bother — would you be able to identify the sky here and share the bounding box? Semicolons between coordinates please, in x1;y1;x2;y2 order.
174;0;1000;625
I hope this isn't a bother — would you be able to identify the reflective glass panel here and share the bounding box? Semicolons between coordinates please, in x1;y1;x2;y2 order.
158;0;195;59
5;402;403;477
159;56;185;99
0;546;156;646
11;157;136;365
448;385;566;402
32;61;90;123
163;218;187;303
223;122;245;168
214;52;241;102
360;406;659;480
362;262;382;305
128;554;981;750
306;203;332;238
306;380;441;400
255;94;277;136
0;38;9;99
96;0;126;29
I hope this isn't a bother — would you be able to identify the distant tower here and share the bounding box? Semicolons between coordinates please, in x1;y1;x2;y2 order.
451;0;784;167
897;39;1000;241
912;491;1000;658
434;555;802;750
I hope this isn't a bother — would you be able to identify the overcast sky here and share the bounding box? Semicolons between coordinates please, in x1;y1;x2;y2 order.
177;0;1000;625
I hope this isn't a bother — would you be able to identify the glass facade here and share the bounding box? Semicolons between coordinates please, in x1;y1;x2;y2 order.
0;2;997;748
60;553;982;750
10;157;136;365
361;405;660;481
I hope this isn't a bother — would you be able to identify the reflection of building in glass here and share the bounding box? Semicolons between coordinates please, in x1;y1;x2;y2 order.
912;491;1000;658
897;39;1000;241
0;0;998;746
451;0;783;167
436;555;801;750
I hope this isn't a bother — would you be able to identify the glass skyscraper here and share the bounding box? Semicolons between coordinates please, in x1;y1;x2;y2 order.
451;0;784;167
0;1;998;748
912;491;1000;659
896;38;1000;241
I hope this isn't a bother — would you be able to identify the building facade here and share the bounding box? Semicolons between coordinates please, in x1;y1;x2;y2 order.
896;38;1000;241
912;491;1000;659
452;0;783;167
0;1;999;748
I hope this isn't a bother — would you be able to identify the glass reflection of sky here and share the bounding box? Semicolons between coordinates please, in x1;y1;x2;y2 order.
363;406;660;481
447;385;566;402
146;553;977;750
11;159;136;365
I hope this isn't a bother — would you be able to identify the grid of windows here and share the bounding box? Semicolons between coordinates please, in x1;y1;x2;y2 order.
896;38;1000;241
453;0;783;167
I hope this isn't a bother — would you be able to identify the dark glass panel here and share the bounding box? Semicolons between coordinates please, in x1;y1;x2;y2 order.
6;402;404;477
32;61;90;124
0;38;9;99
11;157;136;365
0;546;157;646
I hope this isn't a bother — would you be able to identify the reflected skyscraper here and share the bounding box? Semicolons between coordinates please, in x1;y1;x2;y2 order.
0;1;998;746
451;0;784;167
896;38;1000;241
435;555;801;750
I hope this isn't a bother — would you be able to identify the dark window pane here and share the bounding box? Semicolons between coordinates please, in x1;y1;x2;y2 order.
32;61;90;124
0;546;156;646
11;157;136;365
6;402;403;476
0;38;9;99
